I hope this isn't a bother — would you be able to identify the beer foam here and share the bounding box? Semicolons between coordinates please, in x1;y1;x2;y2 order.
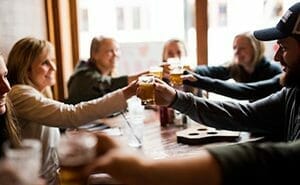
58;133;97;166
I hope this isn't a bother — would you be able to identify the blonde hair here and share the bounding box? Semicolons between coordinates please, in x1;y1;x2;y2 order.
7;37;54;98
234;31;265;66
5;97;21;147
228;32;266;82
0;55;21;147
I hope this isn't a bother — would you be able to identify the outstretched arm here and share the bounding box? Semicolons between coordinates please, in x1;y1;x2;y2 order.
85;133;300;185
85;133;221;185
184;71;282;100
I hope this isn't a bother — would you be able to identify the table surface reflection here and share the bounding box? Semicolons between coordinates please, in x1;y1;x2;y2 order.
94;109;249;159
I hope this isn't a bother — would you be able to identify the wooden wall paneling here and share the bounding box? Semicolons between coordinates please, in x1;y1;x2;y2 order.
69;0;79;68
45;0;79;101
195;0;208;65
46;0;63;100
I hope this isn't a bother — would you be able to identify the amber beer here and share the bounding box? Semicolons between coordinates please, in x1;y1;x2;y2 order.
138;75;155;105
58;165;86;185
170;71;183;86
57;132;97;185
168;59;183;86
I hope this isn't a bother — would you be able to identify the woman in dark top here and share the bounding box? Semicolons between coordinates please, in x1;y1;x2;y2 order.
194;32;282;83
0;55;20;157
187;32;282;101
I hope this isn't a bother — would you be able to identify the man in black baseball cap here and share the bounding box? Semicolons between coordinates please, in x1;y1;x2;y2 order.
254;2;300;87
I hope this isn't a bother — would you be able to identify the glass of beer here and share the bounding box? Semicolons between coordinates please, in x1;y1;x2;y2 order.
149;66;163;79
169;61;183;86
4;139;42;185
138;75;155;105
57;132;97;185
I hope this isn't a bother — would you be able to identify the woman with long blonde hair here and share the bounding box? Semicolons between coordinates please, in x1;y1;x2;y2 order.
7;37;137;185
194;32;281;82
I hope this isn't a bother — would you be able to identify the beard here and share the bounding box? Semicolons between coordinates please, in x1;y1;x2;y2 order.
280;68;300;87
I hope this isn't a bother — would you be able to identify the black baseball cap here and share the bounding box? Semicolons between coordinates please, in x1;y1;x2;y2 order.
254;2;300;41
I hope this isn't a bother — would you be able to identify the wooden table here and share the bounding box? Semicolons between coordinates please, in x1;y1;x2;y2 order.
94;109;248;159
86;109;257;184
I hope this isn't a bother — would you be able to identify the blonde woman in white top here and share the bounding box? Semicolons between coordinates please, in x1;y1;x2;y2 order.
6;37;137;185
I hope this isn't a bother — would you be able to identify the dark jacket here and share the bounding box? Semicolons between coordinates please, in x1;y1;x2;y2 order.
207;140;300;185
190;57;282;101
0;116;8;157
172;87;300;142
67;60;128;104
184;72;282;101
194;57;282;83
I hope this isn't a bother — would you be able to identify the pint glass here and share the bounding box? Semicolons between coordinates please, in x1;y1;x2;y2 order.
57;132;97;185
170;71;183;86
138;75;155;105
168;59;183;86
4;139;41;185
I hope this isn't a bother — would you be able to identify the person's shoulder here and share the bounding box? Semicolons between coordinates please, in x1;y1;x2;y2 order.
272;86;298;100
11;84;36;91
260;57;281;71
8;85;42;102
74;61;99;76
285;86;300;94
261;57;279;66
270;61;282;72
76;59;91;68
10;85;39;95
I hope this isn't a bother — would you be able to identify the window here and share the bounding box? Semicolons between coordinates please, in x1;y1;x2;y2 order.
207;0;299;66
77;0;196;75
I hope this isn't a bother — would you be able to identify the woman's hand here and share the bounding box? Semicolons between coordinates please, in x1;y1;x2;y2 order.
160;63;171;79
122;80;139;99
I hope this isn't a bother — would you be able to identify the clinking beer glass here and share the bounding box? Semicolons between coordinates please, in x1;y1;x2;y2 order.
57;132;97;185
138;75;155;105
169;62;183;87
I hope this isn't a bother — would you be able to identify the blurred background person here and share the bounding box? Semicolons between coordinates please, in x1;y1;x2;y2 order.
67;36;146;104
193;31;282;83
161;39;188;81
6;37;137;185
162;39;187;62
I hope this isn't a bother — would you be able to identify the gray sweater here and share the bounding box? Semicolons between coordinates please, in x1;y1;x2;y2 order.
171;87;300;184
172;87;300;142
